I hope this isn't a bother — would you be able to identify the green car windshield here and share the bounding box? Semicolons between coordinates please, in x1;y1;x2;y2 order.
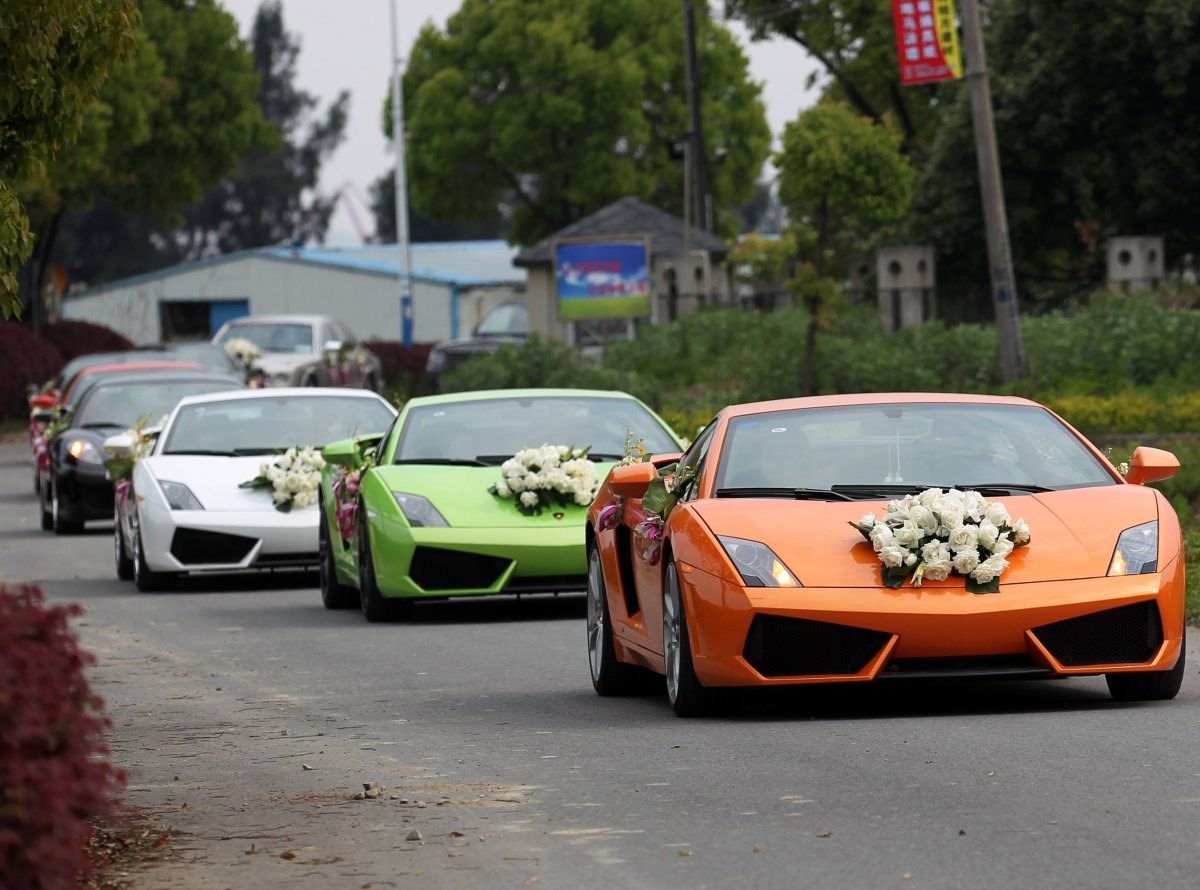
394;396;678;464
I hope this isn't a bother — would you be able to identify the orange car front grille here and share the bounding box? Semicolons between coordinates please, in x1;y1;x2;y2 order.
1031;600;1163;667
743;615;891;678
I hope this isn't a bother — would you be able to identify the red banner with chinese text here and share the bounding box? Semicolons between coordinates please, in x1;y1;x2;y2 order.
892;0;963;86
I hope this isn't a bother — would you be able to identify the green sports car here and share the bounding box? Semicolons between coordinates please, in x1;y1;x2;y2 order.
318;388;684;621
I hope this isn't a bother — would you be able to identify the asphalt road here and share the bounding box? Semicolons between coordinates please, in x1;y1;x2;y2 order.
2;438;1199;890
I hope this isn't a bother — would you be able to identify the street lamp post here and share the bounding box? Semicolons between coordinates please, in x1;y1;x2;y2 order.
389;0;414;348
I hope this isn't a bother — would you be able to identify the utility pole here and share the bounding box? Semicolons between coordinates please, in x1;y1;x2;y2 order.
389;0;414;348
681;0;710;232
960;0;1024;380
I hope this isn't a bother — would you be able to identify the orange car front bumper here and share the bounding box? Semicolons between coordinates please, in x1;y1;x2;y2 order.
677;555;1185;687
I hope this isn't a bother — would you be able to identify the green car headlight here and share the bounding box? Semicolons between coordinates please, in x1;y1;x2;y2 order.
159;480;204;511
1108;520;1158;576
392;492;449;528
717;536;800;588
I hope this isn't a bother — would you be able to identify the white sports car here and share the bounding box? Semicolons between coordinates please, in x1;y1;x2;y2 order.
110;388;397;591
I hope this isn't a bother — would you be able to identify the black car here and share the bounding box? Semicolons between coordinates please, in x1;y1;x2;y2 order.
37;372;244;534
424;300;528;384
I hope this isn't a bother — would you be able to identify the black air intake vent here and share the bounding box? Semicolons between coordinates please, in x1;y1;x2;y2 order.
743;615;891;678
170;528;256;565
1032;600;1162;667
408;547;511;591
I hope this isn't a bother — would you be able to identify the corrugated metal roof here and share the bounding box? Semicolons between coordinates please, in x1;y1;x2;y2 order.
69;241;524;298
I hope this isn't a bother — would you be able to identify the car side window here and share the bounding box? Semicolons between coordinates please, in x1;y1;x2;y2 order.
675;419;717;502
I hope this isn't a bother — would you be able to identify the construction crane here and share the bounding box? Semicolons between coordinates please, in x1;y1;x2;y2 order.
332;181;376;244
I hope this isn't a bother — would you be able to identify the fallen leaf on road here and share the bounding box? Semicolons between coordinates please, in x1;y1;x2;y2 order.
280;850;296;860
302;764;315;770
677;850;692;857
815;831;831;839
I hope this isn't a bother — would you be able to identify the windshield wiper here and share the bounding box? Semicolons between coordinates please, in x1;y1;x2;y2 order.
716;486;856;502
163;449;238;456
394;457;488;467
830;484;949;498
80;422;122;429
956;482;1053;494
231;447;279;456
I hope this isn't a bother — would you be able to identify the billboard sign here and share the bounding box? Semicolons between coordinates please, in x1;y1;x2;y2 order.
554;239;651;320
892;0;963;86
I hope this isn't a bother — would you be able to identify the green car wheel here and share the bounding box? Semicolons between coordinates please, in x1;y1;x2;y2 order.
358;508;413;623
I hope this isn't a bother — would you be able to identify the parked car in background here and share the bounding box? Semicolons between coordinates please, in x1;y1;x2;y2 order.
136;342;242;377
212;315;383;390
424;300;528;384
38;371;245;534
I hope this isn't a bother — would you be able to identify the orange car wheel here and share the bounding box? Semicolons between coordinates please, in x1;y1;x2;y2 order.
1106;642;1186;701
663;560;735;718
586;545;644;696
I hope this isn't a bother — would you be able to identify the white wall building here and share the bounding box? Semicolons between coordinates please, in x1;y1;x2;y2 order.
62;241;524;345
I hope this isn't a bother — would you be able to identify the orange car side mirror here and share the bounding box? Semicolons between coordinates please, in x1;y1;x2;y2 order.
1125;446;1179;485
608;462;658;499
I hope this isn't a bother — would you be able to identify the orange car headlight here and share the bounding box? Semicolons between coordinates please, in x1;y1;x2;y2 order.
718;536;800;588
1108;520;1158;576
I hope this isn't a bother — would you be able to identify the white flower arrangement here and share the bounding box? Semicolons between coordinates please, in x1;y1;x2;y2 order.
850;487;1031;593
489;444;600;515
239;446;326;512
223;337;261;366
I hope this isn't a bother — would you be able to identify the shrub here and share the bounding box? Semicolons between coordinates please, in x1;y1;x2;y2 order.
366;340;431;390
0;322;64;421
39;320;133;362
0;585;124;889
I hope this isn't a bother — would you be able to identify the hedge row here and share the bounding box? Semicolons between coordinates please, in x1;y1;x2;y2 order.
0;585;124;889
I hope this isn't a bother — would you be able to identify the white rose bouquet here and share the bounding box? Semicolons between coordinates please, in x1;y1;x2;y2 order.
240;446;326;512
490;444;600;516
850;487;1031;593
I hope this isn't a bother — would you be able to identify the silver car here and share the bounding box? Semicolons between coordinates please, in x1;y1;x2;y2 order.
212;314;384;390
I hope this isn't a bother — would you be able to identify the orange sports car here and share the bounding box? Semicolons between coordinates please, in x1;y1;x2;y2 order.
585;393;1185;716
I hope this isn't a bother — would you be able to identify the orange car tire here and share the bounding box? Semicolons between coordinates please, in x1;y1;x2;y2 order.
587;546;647;696
664;559;737;718
1105;641;1186;701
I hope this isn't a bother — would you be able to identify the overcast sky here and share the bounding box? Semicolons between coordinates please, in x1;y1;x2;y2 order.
218;0;823;244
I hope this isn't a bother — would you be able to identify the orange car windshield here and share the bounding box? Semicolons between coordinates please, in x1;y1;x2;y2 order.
715;403;1115;495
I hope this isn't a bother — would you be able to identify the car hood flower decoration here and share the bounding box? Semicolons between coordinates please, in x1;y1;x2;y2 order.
240;446;325;512
489;444;599;516
850;487;1031;593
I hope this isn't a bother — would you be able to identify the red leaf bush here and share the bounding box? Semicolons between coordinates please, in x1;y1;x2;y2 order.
0;585;124;889
365;341;431;389
0;322;65;421
39;320;133;363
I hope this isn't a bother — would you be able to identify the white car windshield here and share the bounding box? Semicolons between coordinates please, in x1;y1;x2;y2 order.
394;396;678;464
161;395;396;455
715;403;1116;494
218;323;315;354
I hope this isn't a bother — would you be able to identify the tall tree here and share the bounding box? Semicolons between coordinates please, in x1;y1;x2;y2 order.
0;0;139;318
392;0;771;246
776;101;913;393
168;0;349;259
18;0;272;299
724;0;950;158
910;0;1200;300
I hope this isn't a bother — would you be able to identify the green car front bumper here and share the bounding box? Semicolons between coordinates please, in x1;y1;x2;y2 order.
368;511;588;599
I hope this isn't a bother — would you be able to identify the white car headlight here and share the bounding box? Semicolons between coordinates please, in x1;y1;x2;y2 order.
67;439;102;464
159;480;205;511
1108;520;1158;576
718;536;800;588
392;492;449;528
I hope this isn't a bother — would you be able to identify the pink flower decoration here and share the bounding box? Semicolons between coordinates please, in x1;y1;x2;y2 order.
596;501;623;532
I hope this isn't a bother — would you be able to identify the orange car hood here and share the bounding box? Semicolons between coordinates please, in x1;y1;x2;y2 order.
690;486;1159;587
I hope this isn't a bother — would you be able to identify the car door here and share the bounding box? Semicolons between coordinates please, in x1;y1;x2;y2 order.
620;422;717;656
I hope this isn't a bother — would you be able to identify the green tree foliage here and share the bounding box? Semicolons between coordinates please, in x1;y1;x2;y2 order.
18;0;273;296
724;0;949;157
166;0;348;257
393;0;771;245
368;168;505;243
776;101;913;393
0;0;139;317
909;0;1200;297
